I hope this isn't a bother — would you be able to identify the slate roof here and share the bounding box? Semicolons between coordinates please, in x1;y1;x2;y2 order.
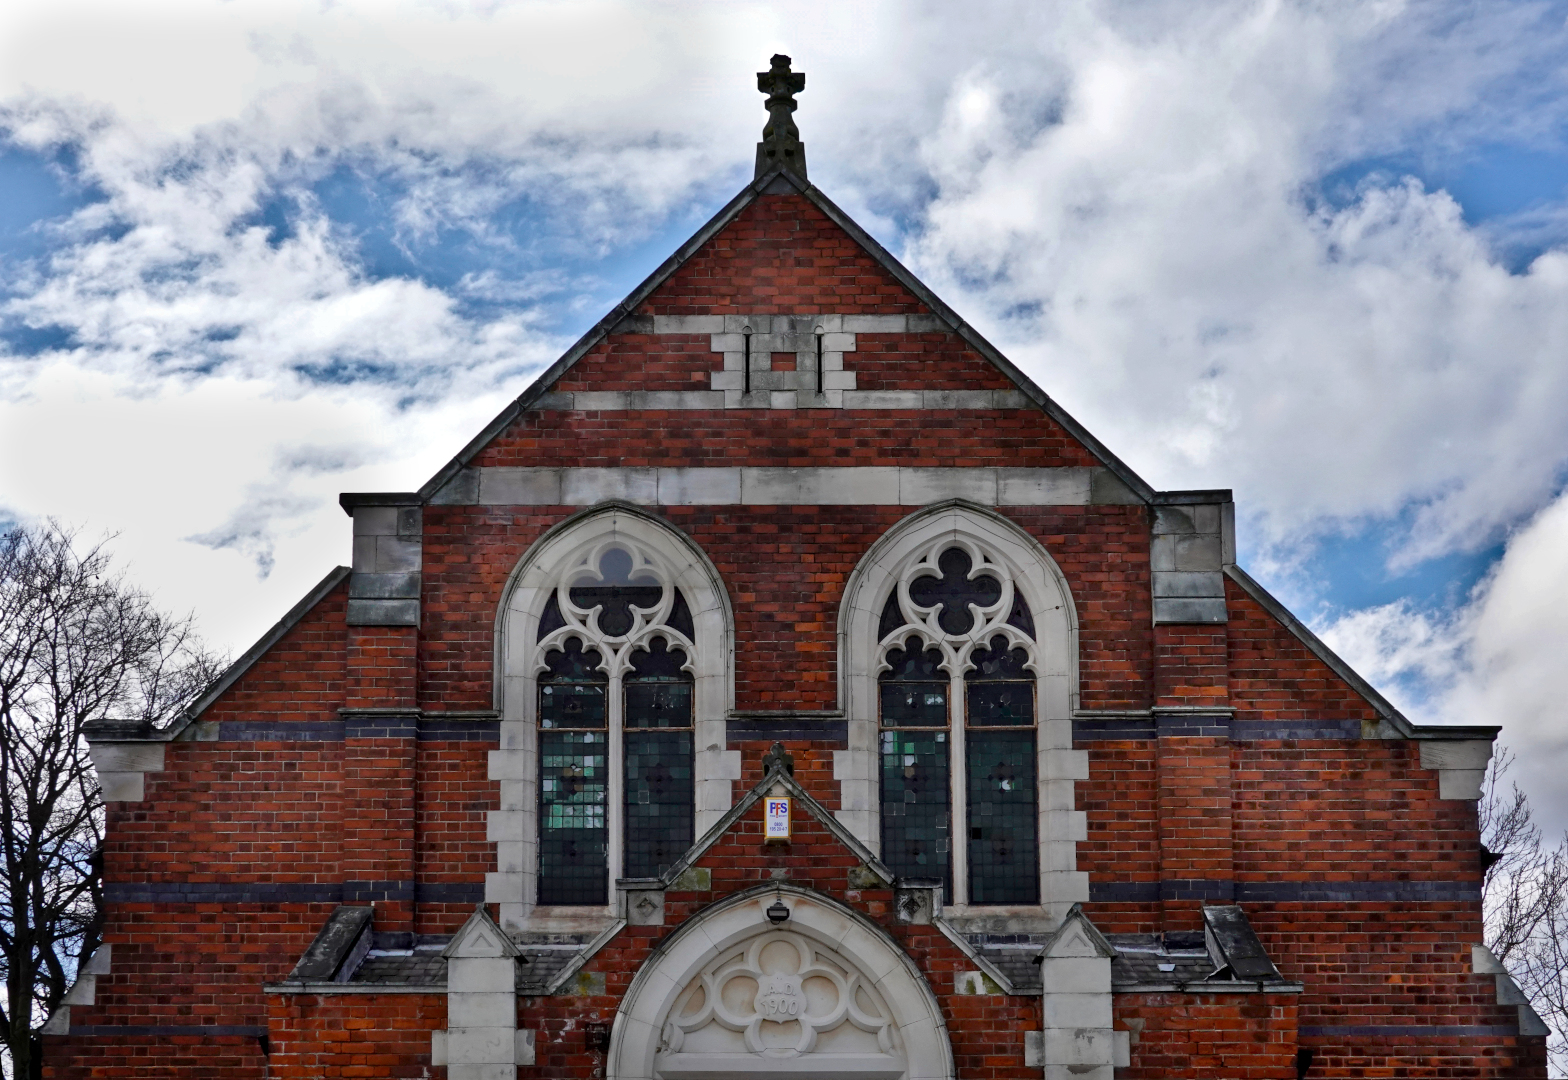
1108;932;1227;989
349;950;449;987
320;933;596;993
960;907;1301;994
964;934;1053;993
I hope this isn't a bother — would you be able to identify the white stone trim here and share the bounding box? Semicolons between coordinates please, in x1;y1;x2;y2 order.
470;466;1128;507
835;502;1088;922
531;390;1031;411
608;886;954;1080
90;744;164;803
1419;740;1494;801
530;313;997;411
441;906;525;1079
489;505;738;931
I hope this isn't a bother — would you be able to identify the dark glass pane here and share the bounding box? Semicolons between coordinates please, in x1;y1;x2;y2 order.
966;682;1034;726
880;682;948;726
540;683;607;729
883;636;944;680
907;548;1001;635
966;730;1038;904
1006;591;1035;639
542;637;606;681
668;589;695;641
878;591;906;640
539;638;607;729
537;590;566;640
539;729;608;905
967;636;1033;727
627;636;689;681
626;637;693;729
568;547;662;637
880;728;951;903
879;636;948;726
969;635;1030;680
624;730;694;878
626;683;693;728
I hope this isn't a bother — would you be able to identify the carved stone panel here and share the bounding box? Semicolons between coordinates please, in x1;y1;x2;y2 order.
657;930;905;1079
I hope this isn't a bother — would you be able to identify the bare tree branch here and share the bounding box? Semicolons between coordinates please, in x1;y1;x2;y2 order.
0;522;223;1079
1481;746;1568;1075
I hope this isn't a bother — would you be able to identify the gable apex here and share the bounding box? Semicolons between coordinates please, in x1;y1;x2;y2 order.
659;746;895;890
442;904;521;959
1040;904;1117;960
416;165;1156;506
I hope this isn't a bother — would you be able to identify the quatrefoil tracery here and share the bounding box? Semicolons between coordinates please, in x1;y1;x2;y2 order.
876;538;1038;677
534;539;696;680
662;931;894;1058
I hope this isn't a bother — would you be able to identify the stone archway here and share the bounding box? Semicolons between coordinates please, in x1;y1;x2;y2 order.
609;886;954;1080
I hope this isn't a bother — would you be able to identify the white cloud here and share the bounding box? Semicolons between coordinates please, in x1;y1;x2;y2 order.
900;2;1568;566
1320;491;1568;839
3;0;1568;826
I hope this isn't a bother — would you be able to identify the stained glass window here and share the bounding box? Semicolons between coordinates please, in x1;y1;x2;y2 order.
624;637;694;879
538;638;608;905
879;635;952;901
965;635;1038;904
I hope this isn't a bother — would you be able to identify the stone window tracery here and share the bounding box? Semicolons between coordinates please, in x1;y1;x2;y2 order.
875;537;1039;906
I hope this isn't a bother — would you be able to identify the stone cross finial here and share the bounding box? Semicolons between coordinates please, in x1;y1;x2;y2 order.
762;741;794;776
755;54;807;180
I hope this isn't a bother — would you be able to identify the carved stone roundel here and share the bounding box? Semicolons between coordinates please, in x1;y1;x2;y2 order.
661;931;897;1059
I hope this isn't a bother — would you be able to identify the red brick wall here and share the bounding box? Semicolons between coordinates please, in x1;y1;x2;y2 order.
646;194;924;316
199;579;347;725
418;504;1152;712
41;1035;266;1079
1116;993;1297;1079
267;992;445;1078
472;409;1101;471
1226;580;1377;725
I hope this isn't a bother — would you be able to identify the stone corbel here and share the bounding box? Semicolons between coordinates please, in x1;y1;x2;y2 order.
619;879;666;926
1420;740;1494;800
89;744;164;803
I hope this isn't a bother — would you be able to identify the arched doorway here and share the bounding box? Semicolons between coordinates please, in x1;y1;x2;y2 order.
609;886;954;1080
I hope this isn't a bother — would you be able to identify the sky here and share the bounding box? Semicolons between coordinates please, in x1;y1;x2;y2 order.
2;0;1568;834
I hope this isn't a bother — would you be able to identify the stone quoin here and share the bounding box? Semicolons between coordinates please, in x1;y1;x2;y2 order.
44;54;1548;1080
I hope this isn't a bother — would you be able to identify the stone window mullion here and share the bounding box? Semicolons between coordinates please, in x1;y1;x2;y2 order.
948;668;970;907
607;668;625;900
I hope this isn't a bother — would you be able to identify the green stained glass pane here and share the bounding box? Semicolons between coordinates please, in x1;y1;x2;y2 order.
539;729;608;905
879;728;951;903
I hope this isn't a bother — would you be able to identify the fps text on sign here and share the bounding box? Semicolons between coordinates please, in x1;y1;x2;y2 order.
765;797;791;841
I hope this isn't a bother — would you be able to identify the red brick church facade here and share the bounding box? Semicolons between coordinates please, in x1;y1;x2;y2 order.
43;58;1547;1079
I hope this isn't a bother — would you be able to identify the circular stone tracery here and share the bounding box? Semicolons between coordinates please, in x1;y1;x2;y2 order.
662;930;897;1059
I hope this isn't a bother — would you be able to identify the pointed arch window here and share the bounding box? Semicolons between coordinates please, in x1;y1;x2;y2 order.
877;542;1040;906
535;541;699;904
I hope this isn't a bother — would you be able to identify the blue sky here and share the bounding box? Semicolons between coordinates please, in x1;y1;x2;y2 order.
4;0;1568;830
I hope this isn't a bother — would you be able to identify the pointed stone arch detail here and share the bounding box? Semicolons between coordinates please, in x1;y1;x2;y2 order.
609;886;954;1080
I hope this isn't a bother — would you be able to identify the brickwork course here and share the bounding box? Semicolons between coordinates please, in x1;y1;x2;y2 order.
43;72;1548;1079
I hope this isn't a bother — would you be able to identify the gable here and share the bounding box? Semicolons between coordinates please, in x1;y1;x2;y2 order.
418;170;1154;505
